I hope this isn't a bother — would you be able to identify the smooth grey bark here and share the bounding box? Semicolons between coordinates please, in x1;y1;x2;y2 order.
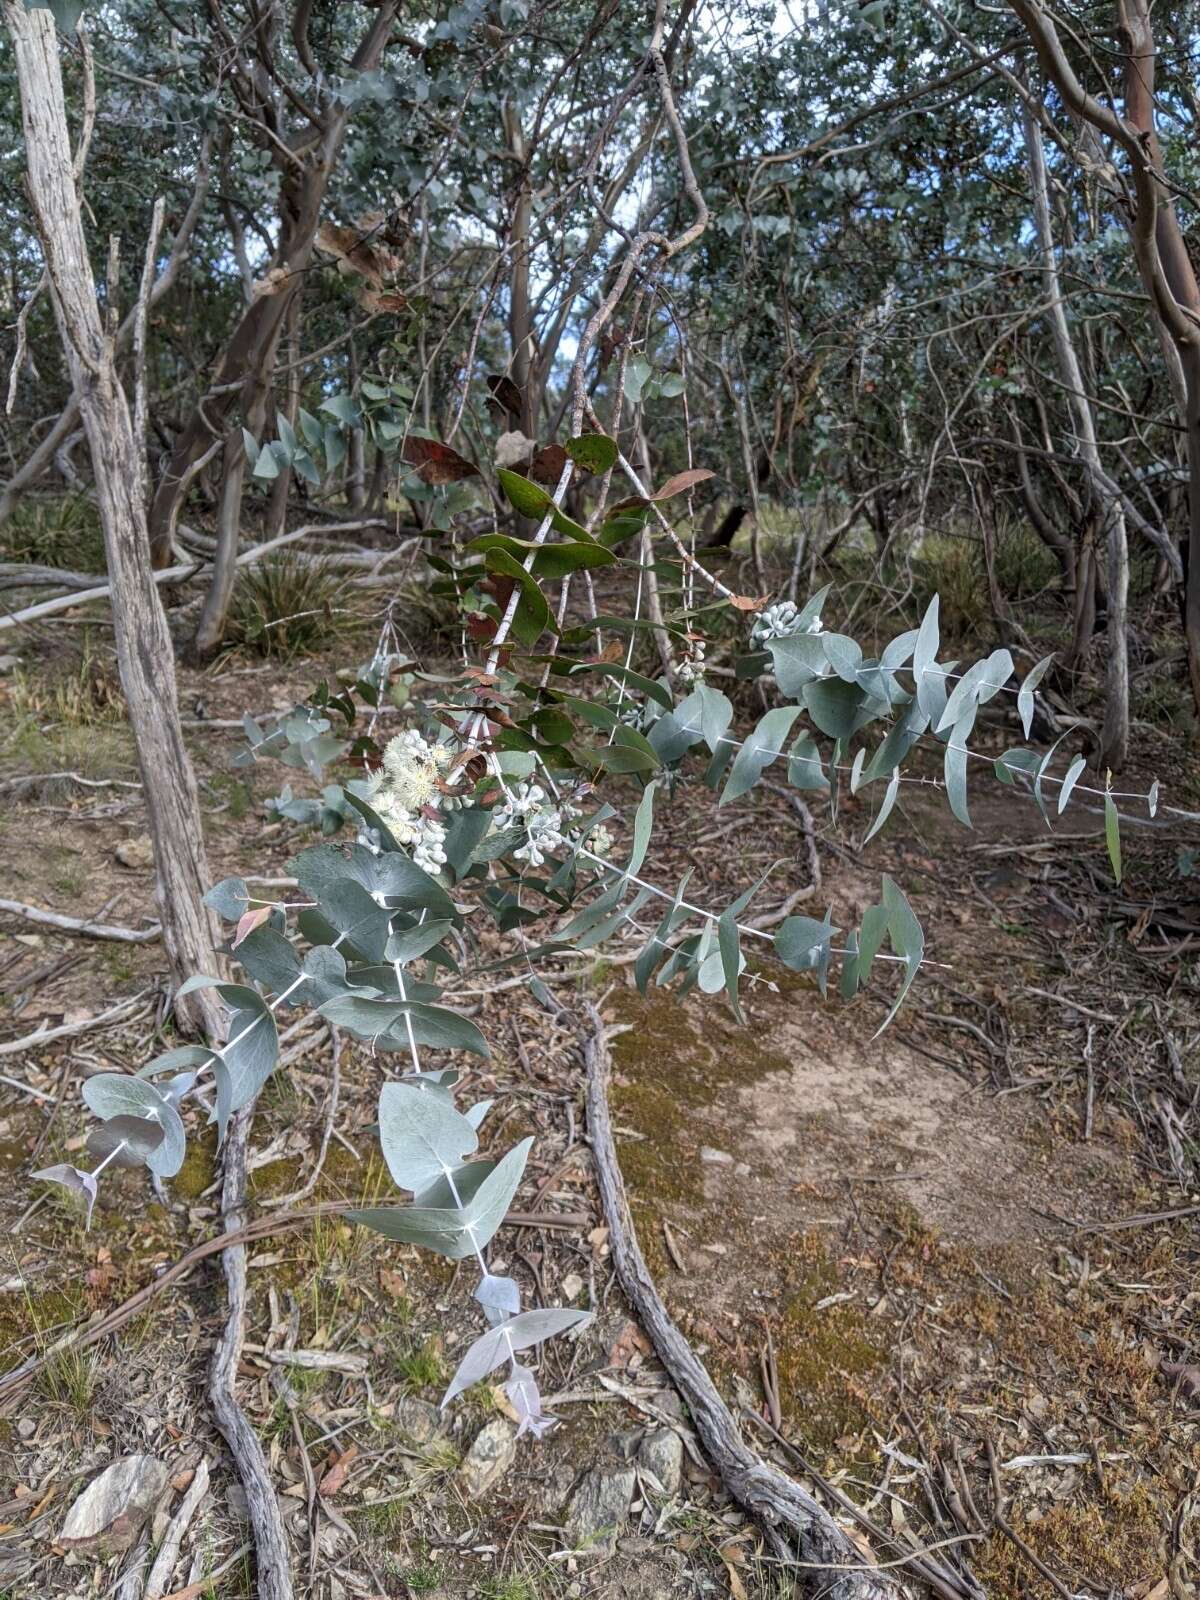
4;1;222;1037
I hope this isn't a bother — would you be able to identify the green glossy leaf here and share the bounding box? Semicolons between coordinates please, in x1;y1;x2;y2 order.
496;469;587;538
566;433;617;474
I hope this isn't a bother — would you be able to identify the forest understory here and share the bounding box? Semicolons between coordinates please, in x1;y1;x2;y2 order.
0;535;1195;1600
4;1;1200;1596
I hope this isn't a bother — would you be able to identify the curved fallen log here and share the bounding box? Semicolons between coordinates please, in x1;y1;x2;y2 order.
584;1006;982;1600
210;1106;293;1600
0;518;390;632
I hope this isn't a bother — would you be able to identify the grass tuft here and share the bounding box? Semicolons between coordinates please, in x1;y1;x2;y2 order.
231;551;356;659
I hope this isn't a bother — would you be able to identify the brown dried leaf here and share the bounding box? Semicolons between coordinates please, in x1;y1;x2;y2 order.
233;905;272;949
607;1320;651;1370
722;1561;748;1600
726;593;768;613
487;373;524;416
651;467;715;501
529;443;570;484
251;266;290;301
399;437;480;486
318;1444;359;1499
316;221;401;288
1162;1360;1200;1398
360;287;408;314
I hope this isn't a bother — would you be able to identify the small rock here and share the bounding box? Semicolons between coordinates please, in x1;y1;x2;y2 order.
565;1466;636;1554
16;1418;35;1441
0;655;20;676
637;1430;683;1497
495;429;534;468
394;1396;444;1446
114;838;153;871
559;1271;584;1301
699;1147;732;1165
60;1455;169;1553
458;1419;516;1498
734;1162;751;1177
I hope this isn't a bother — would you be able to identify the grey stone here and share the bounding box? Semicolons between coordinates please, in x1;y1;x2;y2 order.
458;1419;516;1499
565;1466;636;1554
637;1429;683;1497
114;838;153;870
394;1395;444;1446
60;1455;169;1553
699;1146;733;1165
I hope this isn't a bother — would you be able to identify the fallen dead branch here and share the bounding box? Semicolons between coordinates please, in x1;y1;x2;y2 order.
0;896;160;943
0;989;151;1058
209;1105;293;1600
582;1005;910;1600
142;1456;210;1600
0;518;389;632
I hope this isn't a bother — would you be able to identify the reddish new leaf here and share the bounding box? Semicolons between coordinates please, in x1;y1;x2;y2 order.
233;905;272;948
400;437;480;486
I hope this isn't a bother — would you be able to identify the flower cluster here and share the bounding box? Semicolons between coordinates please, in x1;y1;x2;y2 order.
492;779;567;867
750;601;823;646
366;729;452;875
676;638;707;685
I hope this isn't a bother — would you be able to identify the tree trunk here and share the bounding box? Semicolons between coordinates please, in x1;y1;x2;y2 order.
5;0;222;1038
1022;101;1129;766
1012;423;1076;591
146;2;398;570
1012;0;1200;718
503;99;536;438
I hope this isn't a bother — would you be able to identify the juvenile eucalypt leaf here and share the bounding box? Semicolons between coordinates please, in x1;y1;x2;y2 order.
86;1113;165;1175
378;1080;479;1194
474;1272;521;1325
347;1136;533;1260
873;875;925;1036
506;1364;557;1438
81;1074;186;1178
203;876;251;921
25;0;87;33
440;1307;591;1408
32;1163;99;1227
1018;653;1055;739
